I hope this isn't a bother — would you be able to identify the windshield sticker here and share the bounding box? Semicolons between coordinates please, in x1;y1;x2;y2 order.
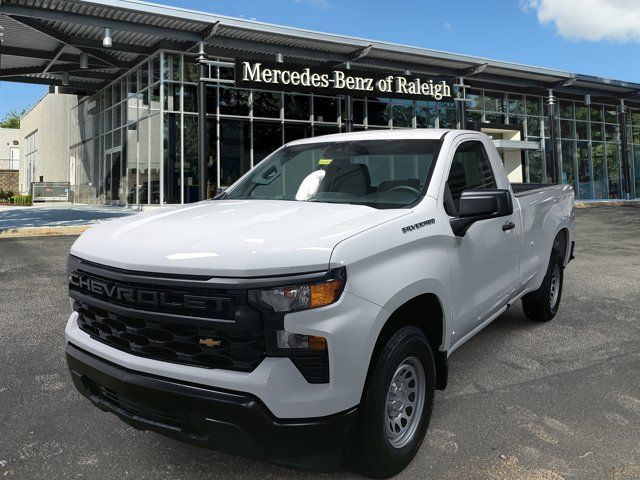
402;218;435;234
318;158;333;166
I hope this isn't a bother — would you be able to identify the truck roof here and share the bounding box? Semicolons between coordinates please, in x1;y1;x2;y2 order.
286;128;470;146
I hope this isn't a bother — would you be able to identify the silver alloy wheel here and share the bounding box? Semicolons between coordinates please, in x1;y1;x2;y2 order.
384;356;426;449
549;264;560;309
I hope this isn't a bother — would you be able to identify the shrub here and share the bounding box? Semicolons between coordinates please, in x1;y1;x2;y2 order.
10;194;32;206
0;189;12;203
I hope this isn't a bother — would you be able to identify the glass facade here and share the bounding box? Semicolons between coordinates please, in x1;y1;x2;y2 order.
70;51;639;205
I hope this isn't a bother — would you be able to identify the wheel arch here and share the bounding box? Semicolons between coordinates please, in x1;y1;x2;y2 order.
363;292;448;396
554;227;571;265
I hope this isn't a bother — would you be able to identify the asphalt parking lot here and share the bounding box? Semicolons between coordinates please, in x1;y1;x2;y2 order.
1;206;639;480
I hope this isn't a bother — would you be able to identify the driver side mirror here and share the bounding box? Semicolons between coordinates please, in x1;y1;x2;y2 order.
450;189;513;237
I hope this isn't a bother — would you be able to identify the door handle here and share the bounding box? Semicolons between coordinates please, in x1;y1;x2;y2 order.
502;221;516;232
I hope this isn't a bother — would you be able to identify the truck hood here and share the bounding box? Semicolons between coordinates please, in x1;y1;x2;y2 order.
71;200;410;277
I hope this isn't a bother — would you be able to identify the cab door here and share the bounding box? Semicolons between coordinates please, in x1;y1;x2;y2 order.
443;138;521;345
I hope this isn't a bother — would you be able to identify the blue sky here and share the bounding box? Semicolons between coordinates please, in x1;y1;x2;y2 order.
1;0;639;119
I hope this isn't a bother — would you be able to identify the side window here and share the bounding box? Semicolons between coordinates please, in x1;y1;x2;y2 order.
444;141;497;215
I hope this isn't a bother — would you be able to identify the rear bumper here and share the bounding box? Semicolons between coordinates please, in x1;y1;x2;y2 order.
66;343;358;471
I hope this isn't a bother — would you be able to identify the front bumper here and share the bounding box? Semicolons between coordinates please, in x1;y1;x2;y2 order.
65;288;386;419
66;343;358;471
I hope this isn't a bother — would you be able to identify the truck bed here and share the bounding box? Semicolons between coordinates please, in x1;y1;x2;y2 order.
511;183;557;196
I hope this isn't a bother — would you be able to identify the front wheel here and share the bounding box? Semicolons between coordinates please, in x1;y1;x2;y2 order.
355;326;435;478
522;248;564;322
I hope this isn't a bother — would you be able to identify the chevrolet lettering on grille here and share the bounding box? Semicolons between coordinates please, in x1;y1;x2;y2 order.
69;271;229;314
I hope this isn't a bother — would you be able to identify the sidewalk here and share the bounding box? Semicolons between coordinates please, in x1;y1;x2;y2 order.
0;204;140;238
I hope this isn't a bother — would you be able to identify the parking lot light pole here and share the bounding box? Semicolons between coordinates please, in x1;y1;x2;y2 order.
547;89;559;184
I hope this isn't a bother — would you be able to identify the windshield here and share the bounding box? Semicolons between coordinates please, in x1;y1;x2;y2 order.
223;139;441;209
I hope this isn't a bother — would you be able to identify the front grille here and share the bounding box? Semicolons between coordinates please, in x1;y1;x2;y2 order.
68;256;330;383
75;300;266;372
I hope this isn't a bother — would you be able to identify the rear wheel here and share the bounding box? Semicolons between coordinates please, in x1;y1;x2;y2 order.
522;248;564;322
355;326;435;478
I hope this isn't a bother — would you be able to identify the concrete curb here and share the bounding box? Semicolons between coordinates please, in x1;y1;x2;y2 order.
0;225;92;238
575;200;640;208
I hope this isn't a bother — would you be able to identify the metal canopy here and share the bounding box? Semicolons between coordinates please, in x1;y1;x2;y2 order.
493;139;541;152
1;0;640;103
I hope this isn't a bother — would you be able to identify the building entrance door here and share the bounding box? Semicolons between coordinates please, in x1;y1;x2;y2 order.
104;148;124;205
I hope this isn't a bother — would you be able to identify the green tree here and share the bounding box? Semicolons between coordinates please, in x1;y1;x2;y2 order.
0;108;27;129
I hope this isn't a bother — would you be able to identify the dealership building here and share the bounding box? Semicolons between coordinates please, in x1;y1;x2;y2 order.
1;0;640;205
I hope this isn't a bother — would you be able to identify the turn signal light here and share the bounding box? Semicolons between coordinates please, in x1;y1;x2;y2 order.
308;335;328;351
310;278;345;308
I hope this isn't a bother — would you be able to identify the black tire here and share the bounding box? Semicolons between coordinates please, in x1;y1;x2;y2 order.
355;326;436;478
522;248;564;322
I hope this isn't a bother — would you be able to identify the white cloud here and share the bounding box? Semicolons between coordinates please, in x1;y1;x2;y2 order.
444;21;453;31
521;0;640;42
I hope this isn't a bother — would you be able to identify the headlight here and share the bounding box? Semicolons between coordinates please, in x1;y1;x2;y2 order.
249;268;345;313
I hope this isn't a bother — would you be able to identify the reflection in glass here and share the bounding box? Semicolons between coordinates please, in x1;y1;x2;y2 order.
219;87;250;116
285;94;310;120
526;117;541;137
526;96;541;116
560;120;574;138
466;90;480;109
253;121;283;164
183;85;197;113
367;99;390;126
285;123;312;143
561;140;576;188
253;90;281;118
392;100;413;128
183;115;199;203
163;112;181;203
575;105;589;121
590;106;603;122
438;107;457;128
527;150;544;183
139;65;148;91
149;114;161;204
126;124;137;204
205;118;218;198
163;53;181;82
314;96;338;123
184;57;198;83
151;55;160;83
592;142;606;198
164;82;180;111
577;141;592;199
313;124;340;137
604;108;617;124
353;99;365;125
139;116;150;204
559;101;573;119
544;139;555;183
508;95;524;115
575;121;588;140
606;143;621;198
482;91;504;112
220;119;250;187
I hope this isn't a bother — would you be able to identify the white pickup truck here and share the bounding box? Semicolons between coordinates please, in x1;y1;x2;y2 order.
65;129;574;477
